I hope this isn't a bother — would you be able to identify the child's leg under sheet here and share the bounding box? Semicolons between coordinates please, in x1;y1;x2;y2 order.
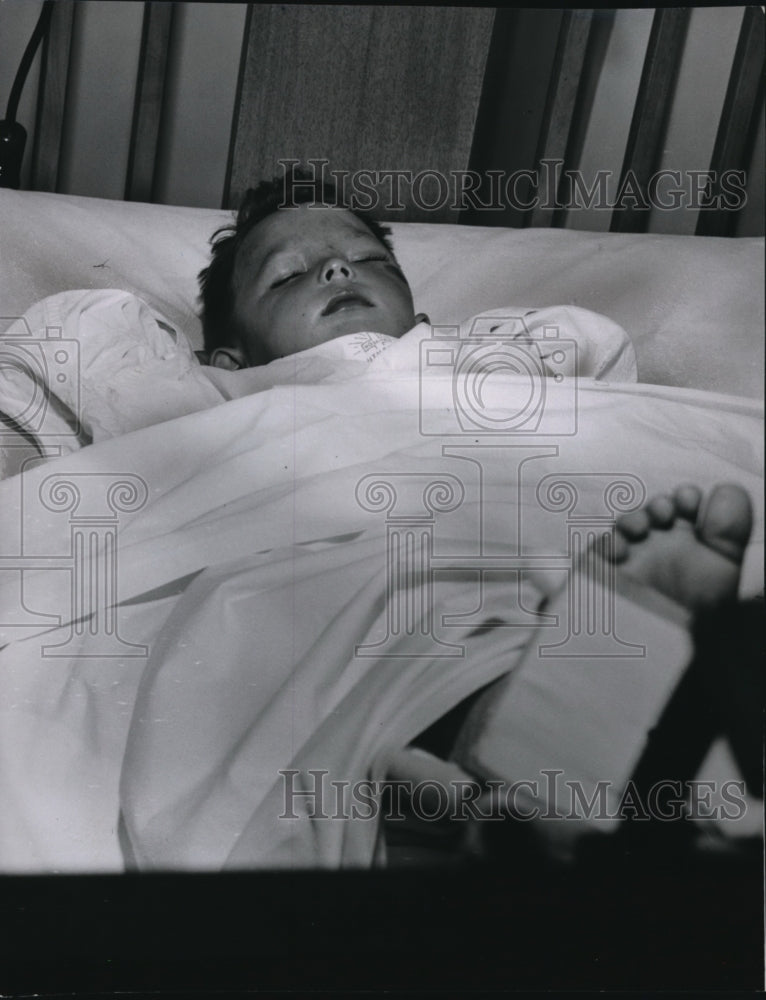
452;575;695;851
388;483;762;860
387;570;692;860
389;579;761;864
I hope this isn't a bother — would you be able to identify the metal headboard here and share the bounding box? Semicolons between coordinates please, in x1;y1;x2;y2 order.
18;3;766;234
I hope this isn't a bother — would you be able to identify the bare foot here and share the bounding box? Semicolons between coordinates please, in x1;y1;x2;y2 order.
607;483;752;614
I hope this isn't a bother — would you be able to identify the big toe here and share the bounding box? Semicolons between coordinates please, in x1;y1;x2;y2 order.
697;483;753;564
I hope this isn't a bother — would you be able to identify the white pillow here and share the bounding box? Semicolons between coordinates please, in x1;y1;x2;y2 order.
0;190;225;349
392;222;764;399
1;189;763;398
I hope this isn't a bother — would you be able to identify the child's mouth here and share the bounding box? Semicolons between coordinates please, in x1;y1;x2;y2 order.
322;291;372;316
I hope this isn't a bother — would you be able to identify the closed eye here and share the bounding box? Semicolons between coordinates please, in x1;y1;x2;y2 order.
356;254;408;282
270;271;302;289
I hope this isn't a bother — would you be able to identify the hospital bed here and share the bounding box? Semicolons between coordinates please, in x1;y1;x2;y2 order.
0;3;763;991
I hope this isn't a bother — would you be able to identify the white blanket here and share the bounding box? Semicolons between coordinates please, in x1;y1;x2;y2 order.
0;289;637;452
0;295;762;872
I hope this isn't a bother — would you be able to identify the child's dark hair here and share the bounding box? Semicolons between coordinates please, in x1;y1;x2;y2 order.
198;166;397;354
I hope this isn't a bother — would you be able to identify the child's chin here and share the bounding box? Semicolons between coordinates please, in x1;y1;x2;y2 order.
322;308;413;341
323;316;384;339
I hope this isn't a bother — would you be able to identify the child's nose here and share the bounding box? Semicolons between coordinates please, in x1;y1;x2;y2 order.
319;259;355;283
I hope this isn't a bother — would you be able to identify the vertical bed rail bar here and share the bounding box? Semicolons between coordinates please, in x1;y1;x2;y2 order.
609;8;690;234
462;8;564;228
529;10;594;229
222;1;253;211
125;1;176;203
30;0;75;192
696;6;765;237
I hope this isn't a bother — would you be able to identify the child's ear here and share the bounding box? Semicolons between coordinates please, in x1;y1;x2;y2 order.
209;347;247;370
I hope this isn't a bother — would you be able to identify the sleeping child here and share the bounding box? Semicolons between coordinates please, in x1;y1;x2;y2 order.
197;170;418;368
196;168;637;384
0;168;637;461
0;170;759;872
194;169;761;854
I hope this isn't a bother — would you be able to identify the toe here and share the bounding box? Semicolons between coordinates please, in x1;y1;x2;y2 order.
616;508;650;540
647;495;675;528
597;528;628;563
610;530;630;563
673;484;702;522
697;483;753;564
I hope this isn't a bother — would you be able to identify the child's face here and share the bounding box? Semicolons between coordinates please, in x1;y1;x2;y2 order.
232;205;416;364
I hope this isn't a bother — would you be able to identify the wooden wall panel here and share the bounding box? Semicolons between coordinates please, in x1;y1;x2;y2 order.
226;5;495;221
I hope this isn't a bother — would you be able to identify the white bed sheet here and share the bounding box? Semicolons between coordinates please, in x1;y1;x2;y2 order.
0;191;763;873
0;332;761;871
